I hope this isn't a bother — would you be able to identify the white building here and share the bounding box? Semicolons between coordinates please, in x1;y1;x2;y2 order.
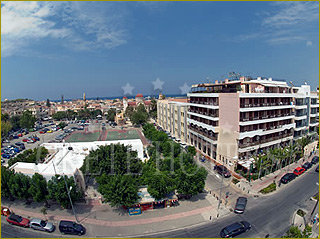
10;139;144;190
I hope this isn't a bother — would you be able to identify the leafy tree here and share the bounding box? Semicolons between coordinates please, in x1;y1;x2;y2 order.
19;110;36;129
9;115;22;130
97;174;139;207
52;111;67;121
282;226;304;238
90;109;102;118
106;108;116;122
147;172;173;200
1;166;14;199
29;173;49;205
58;122;67;129
80;144;142;177
131;104;149;126
1;121;12;137
2;113;10;122
187;146;196;157
302;225;312;238
47;175;82;209
125;106;134;119
9;173;31;202
66;109;76;120
176;165;207;196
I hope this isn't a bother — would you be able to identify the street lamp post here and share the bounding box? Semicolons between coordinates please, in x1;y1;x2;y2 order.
51;160;78;222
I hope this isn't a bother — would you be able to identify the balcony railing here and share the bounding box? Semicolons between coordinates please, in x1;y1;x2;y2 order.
240;113;294;122
240;102;292;108
188;126;218;141
239;133;292;148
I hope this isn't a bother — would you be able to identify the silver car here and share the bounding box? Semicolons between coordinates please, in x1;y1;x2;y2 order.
30;218;55;232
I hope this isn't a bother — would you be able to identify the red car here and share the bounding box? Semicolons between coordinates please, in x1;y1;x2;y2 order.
6;214;30;227
293;167;306;176
22;138;28;142
39;130;45;134
17;133;23;137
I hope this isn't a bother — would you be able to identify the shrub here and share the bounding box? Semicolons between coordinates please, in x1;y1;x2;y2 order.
259;182;276;194
232;178;239;184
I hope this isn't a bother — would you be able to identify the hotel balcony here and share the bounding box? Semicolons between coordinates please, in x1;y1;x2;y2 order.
238;133;293;153
239;113;294;125
239;123;295;140
188;125;218;144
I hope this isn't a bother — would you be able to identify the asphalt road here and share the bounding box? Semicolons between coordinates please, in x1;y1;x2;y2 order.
141;167;319;238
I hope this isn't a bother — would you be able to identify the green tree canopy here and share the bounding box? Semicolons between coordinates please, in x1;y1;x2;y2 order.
47;175;82;209
58;122;67;129
52;111;67;121
29;173;49;204
97;174;139;207
9;172;31;201
106;108;116;122
9;115;22;130
1;121;12;137
80;144;142;177
20;110;36;129
1;166;14;199
147;172;173;200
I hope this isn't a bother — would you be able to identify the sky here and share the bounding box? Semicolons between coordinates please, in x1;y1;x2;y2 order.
1;1;319;101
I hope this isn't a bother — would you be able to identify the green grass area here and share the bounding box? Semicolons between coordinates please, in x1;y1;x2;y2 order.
259;182;276;194
66;131;101;142
106;130;140;141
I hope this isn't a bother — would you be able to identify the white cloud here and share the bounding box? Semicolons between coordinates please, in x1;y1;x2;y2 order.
234;1;318;45
262;2;318;28
306;41;313;47
1;1;128;57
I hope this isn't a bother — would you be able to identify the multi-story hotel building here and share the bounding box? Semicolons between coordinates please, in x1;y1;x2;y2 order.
292;85;319;140
157;98;188;144
187;76;318;172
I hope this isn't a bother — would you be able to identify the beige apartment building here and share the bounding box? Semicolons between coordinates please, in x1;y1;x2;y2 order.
157;98;188;144
188;76;318;172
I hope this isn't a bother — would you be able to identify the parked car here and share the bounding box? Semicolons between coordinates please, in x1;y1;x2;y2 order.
39;130;46;134
2;154;10;159
47;130;53;133
59;220;86;235
280;173;296;184
220;221;251;238
214;165;231;178
316;165;319;172
311;156;319;165
234;197;247;214
293;167;306;176
33;136;40;141
22;138;29;142
30;218;55;232
6;214;30;227
302;162;313;170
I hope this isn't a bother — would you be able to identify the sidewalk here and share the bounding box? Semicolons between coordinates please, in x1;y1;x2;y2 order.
1;190;231;237
235;146;319;195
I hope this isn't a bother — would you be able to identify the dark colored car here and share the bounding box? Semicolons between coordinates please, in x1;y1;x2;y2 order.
220;221;251;238
316;165;319;172
215;165;231;178
293;167;305;176
280;173;296;184
6;214;30;228
234;197;247;214
2;154;10;159
311;156;319;165
59;220;86;235
302;162;312;170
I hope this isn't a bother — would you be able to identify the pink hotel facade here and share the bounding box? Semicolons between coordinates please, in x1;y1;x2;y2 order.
187;76;319;172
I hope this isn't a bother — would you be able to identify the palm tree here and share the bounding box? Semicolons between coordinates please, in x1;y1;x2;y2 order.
296;136;311;161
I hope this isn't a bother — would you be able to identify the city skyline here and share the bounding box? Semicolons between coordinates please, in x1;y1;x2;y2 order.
1;1;319;101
